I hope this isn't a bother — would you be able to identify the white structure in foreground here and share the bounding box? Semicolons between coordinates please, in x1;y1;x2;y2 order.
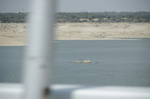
0;0;150;99
0;84;150;99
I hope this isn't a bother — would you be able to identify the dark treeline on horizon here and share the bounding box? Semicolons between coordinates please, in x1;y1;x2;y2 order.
0;12;150;23
0;13;27;23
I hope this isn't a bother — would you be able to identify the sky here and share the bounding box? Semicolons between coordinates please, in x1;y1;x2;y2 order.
0;0;150;12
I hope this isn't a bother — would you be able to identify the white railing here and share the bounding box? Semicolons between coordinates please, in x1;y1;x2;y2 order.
0;0;150;99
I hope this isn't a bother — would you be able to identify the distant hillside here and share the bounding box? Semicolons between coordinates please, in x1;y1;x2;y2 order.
0;12;150;23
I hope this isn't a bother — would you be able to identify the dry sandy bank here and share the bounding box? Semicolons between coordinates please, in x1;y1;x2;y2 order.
0;22;150;46
55;22;150;40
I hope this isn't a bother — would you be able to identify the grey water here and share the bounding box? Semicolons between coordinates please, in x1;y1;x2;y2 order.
0;39;150;87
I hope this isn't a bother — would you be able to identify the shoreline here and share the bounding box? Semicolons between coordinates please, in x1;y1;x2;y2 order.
0;22;150;46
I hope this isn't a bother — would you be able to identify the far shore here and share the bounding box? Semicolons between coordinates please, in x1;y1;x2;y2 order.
0;22;150;46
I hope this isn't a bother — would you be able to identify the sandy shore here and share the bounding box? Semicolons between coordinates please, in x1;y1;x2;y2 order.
0;23;27;46
0;22;150;45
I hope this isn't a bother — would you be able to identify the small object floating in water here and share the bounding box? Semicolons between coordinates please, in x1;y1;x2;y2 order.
75;60;92;64
83;60;92;64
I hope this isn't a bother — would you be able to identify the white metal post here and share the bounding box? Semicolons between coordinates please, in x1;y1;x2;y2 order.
23;0;56;99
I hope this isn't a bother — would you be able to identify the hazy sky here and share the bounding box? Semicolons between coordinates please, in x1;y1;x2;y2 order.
0;0;150;12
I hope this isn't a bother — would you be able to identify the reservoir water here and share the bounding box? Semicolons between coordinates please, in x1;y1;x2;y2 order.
0;39;150;87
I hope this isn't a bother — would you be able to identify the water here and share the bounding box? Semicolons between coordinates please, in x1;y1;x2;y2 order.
0;46;24;83
0;39;150;87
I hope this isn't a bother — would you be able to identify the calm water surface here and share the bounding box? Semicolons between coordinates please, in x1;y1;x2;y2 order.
0;39;150;87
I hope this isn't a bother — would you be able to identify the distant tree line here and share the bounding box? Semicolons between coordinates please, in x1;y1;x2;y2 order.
0;13;27;23
0;12;150;23
56;12;150;23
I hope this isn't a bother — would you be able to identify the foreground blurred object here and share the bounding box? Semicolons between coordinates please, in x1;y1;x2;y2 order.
23;0;56;99
0;84;150;99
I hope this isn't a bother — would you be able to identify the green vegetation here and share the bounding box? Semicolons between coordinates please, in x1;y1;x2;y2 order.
0;12;150;23
56;12;150;23
0;13;27;23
